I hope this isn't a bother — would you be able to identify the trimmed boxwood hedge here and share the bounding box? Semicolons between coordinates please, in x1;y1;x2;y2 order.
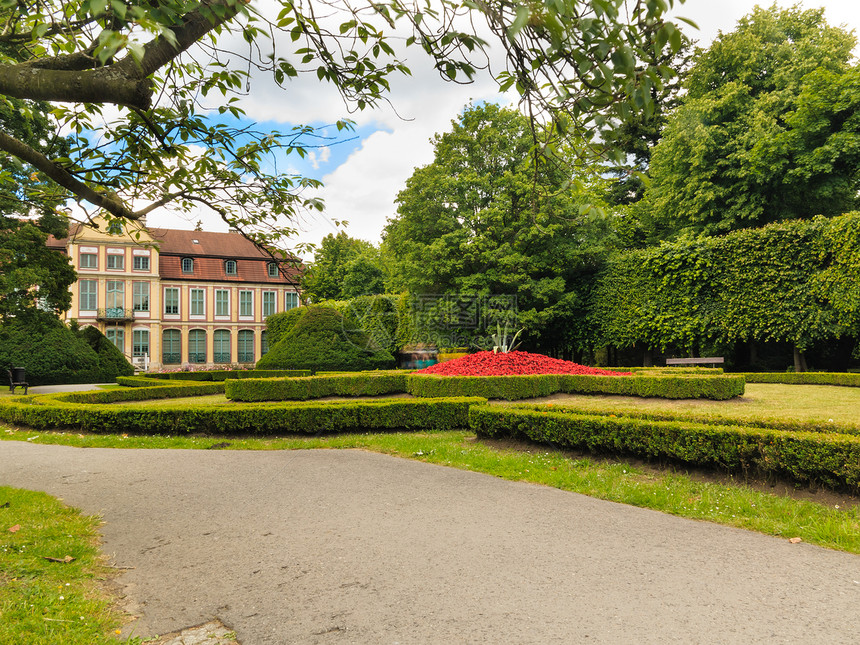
226;372;408;401
558;374;745;400
740;372;860;387
469;406;860;492
0;394;484;435
406;373;745;401
407;374;560;400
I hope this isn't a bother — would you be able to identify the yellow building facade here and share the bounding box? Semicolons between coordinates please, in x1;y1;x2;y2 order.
49;219;301;371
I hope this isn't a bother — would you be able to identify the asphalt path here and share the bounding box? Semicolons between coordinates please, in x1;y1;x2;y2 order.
2;441;859;644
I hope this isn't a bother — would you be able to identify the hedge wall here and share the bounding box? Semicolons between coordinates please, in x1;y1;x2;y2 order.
0;395;484;435
226;372;408;401
740;372;860;387
407;374;560;400
469;406;860;492
406;373;744;401
592;213;860;357
558;374;745;400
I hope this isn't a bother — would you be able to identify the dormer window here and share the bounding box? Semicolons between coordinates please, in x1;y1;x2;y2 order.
267;262;278;278
225;260;237;276
181;257;194;273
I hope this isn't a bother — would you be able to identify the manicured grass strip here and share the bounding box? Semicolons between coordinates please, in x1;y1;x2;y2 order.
741;372;860;387
0;486;122;645
520;383;860;429
0;396;484;435
2;430;858;556
470;406;860;492
226;372;408;401
68;381;226;402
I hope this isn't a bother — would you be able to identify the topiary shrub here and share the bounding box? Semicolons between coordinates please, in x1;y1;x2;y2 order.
256;305;396;372
265;306;308;347
0;317;101;385
76;325;134;381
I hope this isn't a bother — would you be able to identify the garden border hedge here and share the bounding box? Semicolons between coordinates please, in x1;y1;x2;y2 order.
406;373;744;401
469;406;860;492
0;395;484;435
740;372;860;387
226;372;408;401
557;374;744;400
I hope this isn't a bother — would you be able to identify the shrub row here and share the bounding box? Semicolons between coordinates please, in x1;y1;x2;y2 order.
226;372;408;401
407;374;558;400
125;370;744;403
601;366;725;374
0;396;484;435
143;369;310;381
469;406;860;492
740;372;860;387
406;373;745;401
558;374;744;400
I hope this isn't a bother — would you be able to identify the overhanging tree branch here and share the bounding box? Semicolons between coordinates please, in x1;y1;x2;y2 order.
0;131;136;219
0;0;247;109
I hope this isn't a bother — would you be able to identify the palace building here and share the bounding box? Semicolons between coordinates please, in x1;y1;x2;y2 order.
47;218;302;371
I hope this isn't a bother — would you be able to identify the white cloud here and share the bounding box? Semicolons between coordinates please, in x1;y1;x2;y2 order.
308;146;331;170
148;0;860;258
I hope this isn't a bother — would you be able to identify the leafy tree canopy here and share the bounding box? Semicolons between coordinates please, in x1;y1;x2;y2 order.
642;4;860;239
301;232;385;301
0;92;76;321
0;0;689;249
383;102;613;352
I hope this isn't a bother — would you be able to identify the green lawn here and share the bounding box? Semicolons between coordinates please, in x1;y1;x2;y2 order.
0;487;125;645
512;383;860;428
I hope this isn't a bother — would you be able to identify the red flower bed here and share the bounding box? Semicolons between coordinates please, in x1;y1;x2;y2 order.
415;351;630;377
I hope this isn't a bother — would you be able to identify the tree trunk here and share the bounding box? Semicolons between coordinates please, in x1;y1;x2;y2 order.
643;347;653;367
793;345;808;372
748;340;757;367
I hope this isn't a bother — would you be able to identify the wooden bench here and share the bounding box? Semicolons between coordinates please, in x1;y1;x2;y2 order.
6;368;28;395
665;357;724;367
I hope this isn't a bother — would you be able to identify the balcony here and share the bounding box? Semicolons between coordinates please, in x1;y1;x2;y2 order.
96;307;134;322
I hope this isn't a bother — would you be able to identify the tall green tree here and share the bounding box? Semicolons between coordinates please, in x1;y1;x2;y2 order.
301;232;385;301
642;5;859;239
383;102;612;354
0;0;689;247
0;94;76;321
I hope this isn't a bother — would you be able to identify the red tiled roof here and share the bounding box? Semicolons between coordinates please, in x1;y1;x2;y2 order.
48;224;303;284
159;254;301;284
151;228;281;259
